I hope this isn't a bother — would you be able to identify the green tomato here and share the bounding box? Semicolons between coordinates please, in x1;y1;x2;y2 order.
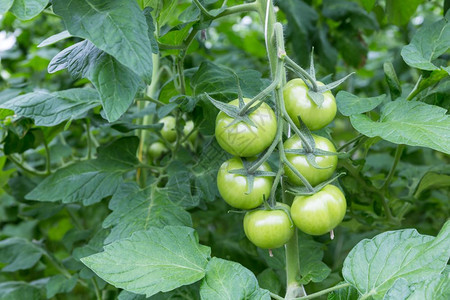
284;134;337;186
243;203;294;249
283;79;336;131
160;116;176;142
149;142;168;159
217;157;273;210
291;185;346;235
215;98;277;157
183;120;197;143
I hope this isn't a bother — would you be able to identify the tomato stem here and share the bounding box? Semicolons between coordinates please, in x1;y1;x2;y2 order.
284;55;319;92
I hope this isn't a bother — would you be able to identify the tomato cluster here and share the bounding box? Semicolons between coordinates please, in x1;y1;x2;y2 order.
214;79;346;250
149;116;197;160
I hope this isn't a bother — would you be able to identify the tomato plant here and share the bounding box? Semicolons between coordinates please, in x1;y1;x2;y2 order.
243;204;294;249
283;79;336;131
0;0;449;300
291;185;347;236
217;157;273;209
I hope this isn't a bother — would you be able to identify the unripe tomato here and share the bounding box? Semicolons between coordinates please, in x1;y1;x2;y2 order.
284;134;337;186
291;185;346;235
243;203;294;249
183;120;197;143
149;142;168;159
215;98;277;157
160;116;176;142
283;79;336;131
217;157;273;210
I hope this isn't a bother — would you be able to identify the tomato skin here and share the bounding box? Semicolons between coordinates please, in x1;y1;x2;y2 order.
283;79;336;131
183;120;197;143
291;185;346;235
243;203;294;249
160;116;177;142
217;157;273;210
149;142;168;159
284;134;337;186
215;98;277;157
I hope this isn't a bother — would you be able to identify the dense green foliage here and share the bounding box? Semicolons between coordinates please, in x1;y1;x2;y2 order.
0;0;449;299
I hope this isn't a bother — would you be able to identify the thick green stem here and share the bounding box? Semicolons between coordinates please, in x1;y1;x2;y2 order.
7;155;47;176
256;0;277;75
137;53;160;186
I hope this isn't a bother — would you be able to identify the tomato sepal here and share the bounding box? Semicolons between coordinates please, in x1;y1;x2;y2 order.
286;172;346;196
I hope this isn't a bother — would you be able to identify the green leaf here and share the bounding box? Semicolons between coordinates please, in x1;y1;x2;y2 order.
0;0;14;15
48;40;141;122
384;62;402;100
407;272;450;299
25;137;139;205
0;237;45;272
9;0;48;20
160;162;200;208
37;30;72;48
401;17;450;71
0;89;100;126
342;220;450;299
45;275;78;298
0;281;41;300
350;100;450;154
277;0;318;66
257;269;281;295
323;0;378;30
199;257;270;300
191;61;269;99
327;284;359;300
81;226;211;298
358;0;376;11
414;172;450;197
336;91;385;116
52;0;153;81
386;0;422;26
103;182;192;244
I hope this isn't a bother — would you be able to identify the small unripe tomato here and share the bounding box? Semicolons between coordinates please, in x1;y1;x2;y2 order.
291;185;346;236
283;79;336;131
160;116;176;142
149;142;168;159
284;134;337;186
243;203;294;249
183;120;197;143
215;98;277;157
217;157;273;210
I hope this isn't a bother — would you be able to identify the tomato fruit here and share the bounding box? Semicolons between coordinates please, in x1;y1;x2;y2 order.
243;203;294;249
291;185;346;235
149;142;168;159
283;79;336;131
284;134;337;186
160;116;176;142
217;157;272;209
215;98;277;157
183;120;197;143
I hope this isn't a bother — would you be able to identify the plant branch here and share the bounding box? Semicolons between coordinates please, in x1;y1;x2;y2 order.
292;282;351;300
7;155;47;176
270;292;285;300
193;0;214;18
382;144;405;191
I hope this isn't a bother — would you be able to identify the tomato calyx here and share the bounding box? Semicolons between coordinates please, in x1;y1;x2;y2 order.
227;158;276;194
286;172;346;196
206;94;265;128
284;50;354;107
